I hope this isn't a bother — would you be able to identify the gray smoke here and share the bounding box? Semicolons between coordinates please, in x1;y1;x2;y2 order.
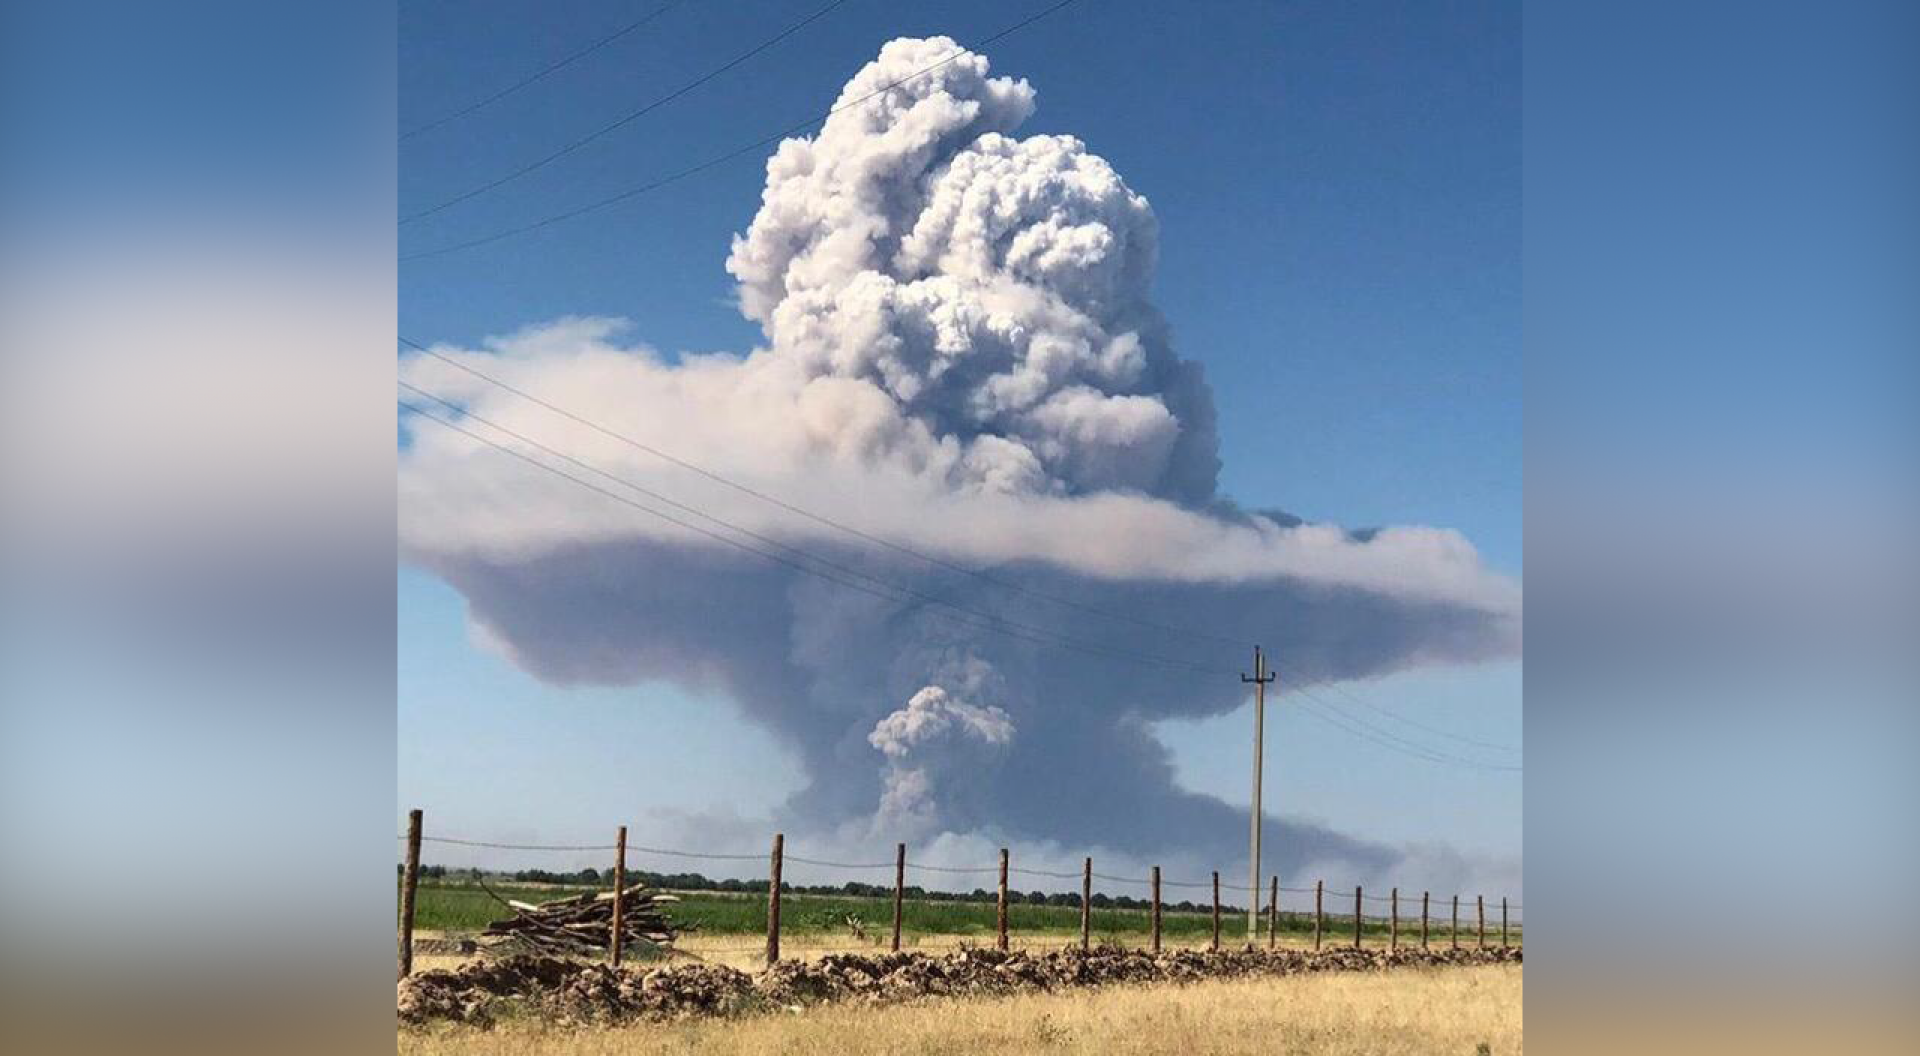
399;38;1519;889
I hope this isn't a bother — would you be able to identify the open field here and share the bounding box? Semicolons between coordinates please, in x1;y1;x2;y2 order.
412;882;1516;952
397;962;1522;1055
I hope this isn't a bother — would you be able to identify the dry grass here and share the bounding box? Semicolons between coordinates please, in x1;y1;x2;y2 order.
397;963;1522;1056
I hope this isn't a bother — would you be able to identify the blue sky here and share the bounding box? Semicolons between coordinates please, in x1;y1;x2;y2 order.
400;0;1520;873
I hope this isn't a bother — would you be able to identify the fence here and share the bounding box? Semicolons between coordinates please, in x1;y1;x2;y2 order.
395;810;1521;979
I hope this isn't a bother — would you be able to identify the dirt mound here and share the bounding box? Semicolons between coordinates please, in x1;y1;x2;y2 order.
399;956;753;1028
398;945;1520;1028
397;956;581;1026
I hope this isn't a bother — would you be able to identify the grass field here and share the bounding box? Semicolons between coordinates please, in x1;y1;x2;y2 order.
397;962;1522;1055
412;881;1515;948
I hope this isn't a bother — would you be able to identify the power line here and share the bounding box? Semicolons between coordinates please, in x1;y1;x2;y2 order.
398;388;1218;675
400;0;1084;260
400;0;694;141
401;336;1247;654
1293;693;1496;770
400;361;1520;767
398;353;1523;766
1289;690;1521;773
1299;675;1519;754
401;0;852;225
398;380;1217;673
1291;682;1520;771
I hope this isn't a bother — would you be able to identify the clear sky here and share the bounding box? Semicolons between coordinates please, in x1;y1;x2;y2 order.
399;0;1520;877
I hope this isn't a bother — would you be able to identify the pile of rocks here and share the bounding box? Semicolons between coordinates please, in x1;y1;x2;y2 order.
398;957;754;1028
749;945;1519;1006
397;944;1521;1028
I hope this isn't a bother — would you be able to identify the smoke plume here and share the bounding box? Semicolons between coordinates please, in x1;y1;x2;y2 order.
399;38;1519;889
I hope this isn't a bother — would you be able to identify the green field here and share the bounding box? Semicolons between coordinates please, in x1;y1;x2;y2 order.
410;882;1514;944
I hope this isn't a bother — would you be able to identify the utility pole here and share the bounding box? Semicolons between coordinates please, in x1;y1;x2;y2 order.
1242;645;1275;945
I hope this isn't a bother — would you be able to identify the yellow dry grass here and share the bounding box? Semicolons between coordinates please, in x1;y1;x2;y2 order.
397;963;1522;1056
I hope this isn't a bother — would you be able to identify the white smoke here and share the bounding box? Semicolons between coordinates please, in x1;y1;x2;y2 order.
868;685;1016;761
869;685;1015;835
724;36;1218;502
397;38;1520;887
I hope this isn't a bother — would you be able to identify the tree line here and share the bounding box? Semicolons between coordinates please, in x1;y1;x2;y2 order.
408;863;1248;915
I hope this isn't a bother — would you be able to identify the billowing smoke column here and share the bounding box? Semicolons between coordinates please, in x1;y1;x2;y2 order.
726;37;1219;504
869;685;1014;838
399;38;1520;889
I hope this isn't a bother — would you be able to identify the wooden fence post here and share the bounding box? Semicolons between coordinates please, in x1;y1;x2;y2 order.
1451;894;1459;950
1391;887;1399;951
1502;897;1509;948
610;825;627;966
1478;895;1486;949
1313;880;1323;950
766;833;783;966
1421;891;1430;949
398;809;422;981
1210;871;1221;951
1353;886;1363;949
1080;857;1092;951
1150;867;1162;953
1267;875;1278;949
891;842;905;952
996;848;1009;951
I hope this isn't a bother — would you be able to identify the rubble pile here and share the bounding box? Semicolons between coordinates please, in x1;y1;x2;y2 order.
399;944;1520;1028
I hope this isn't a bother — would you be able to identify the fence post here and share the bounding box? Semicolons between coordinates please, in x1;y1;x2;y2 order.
1422;891;1430;949
766;832;783;966
1150;866;1162;953
1451;894;1459;950
891;842;905;952
1313;880;1323;950
1080;857;1092;951
996;848;1009;951
610;825;627;966
1502;897;1509;948
1391;887;1399;951
398;809;422;981
1353;886;1363;949
1478;895;1486;949
1267;875;1278;949
1210;871;1221;951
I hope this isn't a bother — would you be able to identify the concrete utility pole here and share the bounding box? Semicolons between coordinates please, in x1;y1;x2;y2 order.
1241;646;1275;944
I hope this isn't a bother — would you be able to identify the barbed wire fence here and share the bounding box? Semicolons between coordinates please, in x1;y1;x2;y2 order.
395;810;1520;978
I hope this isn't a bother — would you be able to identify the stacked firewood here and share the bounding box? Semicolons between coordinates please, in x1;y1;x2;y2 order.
480;883;679;958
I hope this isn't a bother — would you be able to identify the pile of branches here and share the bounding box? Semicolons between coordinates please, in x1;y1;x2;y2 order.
478;882;679;959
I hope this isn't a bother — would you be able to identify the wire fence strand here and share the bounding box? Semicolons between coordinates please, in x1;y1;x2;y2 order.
401;830;1520;916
